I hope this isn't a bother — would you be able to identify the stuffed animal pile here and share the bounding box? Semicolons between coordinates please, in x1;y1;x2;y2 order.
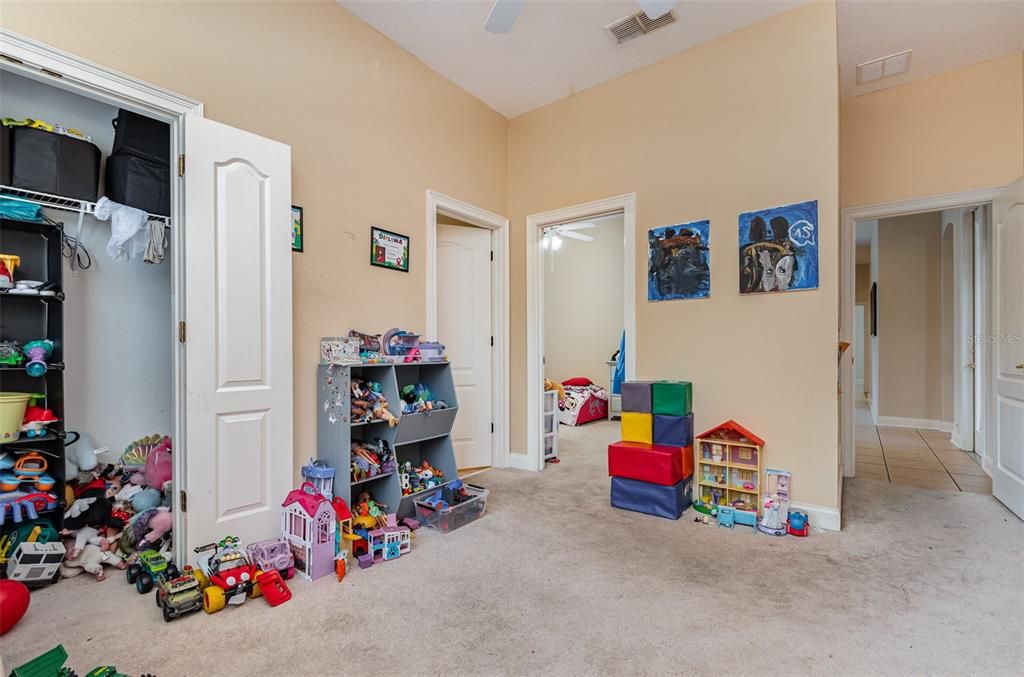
59;434;175;581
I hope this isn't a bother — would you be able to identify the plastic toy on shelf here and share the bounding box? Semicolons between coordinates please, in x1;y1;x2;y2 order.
21;340;54;378
399;460;445;496
382;328;421;360
20;402;59;438
350;439;396;483
0;490;60;525
350;378;398;425
0;341;23;367
0;451;55;492
301;457;336;499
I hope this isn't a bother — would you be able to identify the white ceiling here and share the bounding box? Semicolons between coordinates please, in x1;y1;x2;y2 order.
338;0;806;118
339;1;1024;118
837;0;1024;98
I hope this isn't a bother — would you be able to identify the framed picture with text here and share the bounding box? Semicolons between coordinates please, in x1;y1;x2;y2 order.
370;226;410;272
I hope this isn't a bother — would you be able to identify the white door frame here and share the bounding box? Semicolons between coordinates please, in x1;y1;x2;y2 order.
425;190;510;469
526;193;637;472
1;29;203;564
840;186;1005;478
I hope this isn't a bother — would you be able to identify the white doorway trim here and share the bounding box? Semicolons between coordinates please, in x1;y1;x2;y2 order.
526;193;637;472
1;28;202;565
425;190;510;469
840;186;1005;479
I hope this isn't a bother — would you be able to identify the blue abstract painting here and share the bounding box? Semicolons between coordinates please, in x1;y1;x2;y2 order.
648;220;711;301
738;200;818;294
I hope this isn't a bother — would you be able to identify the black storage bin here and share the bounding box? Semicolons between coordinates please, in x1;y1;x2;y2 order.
0;124;101;201
105;152;170;216
111;109;170;164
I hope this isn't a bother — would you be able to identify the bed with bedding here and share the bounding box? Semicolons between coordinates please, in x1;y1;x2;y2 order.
556;377;609;426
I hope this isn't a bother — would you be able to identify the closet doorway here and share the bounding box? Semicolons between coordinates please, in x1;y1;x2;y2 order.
426;191;509;472
1;30;294;562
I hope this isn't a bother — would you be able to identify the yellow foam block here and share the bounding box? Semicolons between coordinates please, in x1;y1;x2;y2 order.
621;412;653;444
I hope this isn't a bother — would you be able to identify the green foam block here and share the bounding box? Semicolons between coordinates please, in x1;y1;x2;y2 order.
651;380;692;416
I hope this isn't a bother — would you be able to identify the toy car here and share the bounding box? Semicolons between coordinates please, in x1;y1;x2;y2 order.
246;536;296;580
193;536;262;614
154;566;204;621
126;549;179;594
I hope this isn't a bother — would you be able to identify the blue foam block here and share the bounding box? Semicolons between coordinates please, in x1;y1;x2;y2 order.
652;412;694;447
610;475;692;520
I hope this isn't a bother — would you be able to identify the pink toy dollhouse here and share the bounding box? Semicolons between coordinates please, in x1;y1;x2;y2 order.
356;514;411;569
281;482;336;581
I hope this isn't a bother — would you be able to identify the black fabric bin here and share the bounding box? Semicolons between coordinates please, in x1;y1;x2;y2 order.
105;152;170;216
0;124;101;201
111;109;170;164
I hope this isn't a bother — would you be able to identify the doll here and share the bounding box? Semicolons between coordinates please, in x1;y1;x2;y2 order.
59;542;126;581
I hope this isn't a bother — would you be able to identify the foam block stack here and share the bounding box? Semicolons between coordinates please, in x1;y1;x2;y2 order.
608;380;694;519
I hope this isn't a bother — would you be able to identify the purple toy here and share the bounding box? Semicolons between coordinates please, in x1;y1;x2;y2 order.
22;340;53;378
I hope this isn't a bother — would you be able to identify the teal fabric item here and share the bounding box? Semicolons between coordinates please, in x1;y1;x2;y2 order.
0;197;44;222
612;331;625;395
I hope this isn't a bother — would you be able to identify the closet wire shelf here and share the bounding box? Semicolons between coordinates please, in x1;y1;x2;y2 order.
0;184;172;270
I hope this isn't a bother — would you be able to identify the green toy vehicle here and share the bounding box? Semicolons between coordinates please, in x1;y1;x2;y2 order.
125;549;179;594
154;567;203;622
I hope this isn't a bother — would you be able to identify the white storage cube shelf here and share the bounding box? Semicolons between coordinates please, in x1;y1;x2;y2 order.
543;389;558;461
317;362;460;518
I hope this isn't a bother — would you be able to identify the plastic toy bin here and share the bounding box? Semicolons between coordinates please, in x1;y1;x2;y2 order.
413;483;489;534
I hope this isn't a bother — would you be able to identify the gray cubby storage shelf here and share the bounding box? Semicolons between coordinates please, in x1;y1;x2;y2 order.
316;360;460;518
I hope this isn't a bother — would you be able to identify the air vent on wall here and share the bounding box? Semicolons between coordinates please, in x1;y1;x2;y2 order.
605;9;677;45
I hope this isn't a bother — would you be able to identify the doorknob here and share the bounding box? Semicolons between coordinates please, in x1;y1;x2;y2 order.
967;363;975;369
1017;363;1024;370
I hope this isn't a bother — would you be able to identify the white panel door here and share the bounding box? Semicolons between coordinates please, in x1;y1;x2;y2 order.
184;117;293;552
992;176;1024;519
437;224;492;469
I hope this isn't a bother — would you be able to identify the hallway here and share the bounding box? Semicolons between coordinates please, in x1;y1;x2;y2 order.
855;401;990;493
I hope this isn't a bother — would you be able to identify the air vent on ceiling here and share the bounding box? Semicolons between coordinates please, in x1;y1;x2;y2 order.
856;49;913;85
605;9;677;46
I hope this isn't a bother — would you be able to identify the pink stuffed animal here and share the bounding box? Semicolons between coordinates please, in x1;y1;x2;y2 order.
129;436;172;490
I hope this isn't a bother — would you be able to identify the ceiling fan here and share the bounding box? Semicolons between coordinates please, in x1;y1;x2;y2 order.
542;222;596;250
485;0;678;34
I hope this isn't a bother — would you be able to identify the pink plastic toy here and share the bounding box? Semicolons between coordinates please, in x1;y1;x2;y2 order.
281;482;336;581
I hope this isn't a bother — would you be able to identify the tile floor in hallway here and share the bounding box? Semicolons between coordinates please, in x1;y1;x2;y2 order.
855;401;991;492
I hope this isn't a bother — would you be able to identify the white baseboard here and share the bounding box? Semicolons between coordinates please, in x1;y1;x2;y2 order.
507;452;537;472
875;416;953;433
790;501;841;531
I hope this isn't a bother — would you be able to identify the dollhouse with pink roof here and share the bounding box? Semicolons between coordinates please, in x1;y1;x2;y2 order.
281;481;336;581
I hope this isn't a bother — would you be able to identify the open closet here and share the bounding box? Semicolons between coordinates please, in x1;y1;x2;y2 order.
1;70;176;581
1;29;295;584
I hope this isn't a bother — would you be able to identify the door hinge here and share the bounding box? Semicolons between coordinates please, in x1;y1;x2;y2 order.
491;422;495;434
490;250;494;262
490;336;494;347
178;321;186;343
179;489;187;513
178;154;185;177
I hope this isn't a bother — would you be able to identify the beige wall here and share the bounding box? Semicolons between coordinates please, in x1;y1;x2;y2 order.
876;212;946;421
543;215;624;389
841;52;1024;208
509;3;841;508
0;1;509;477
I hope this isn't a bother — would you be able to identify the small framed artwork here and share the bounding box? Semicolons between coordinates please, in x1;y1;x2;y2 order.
370;226;410;272
291;206;304;252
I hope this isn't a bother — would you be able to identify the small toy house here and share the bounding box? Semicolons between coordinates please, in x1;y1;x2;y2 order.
356;513;411;569
301;458;336;500
694;420;765;518
281;482;336;581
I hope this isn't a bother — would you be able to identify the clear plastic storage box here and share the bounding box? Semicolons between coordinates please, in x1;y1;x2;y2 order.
413;482;489;533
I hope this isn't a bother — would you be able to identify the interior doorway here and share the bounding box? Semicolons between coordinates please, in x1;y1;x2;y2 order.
841;190;1002;500
526;193;637;472
426;191;509;472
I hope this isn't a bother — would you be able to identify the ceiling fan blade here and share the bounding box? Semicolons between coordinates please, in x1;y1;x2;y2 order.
485;0;525;34
559;222;597;231
560;231;595;242
636;0;678;21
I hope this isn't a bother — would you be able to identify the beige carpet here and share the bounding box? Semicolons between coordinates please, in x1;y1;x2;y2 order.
2;420;1022;676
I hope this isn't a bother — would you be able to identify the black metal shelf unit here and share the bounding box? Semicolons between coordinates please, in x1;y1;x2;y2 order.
1;216;66;533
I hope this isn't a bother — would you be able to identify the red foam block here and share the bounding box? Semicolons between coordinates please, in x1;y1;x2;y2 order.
608;440;684;486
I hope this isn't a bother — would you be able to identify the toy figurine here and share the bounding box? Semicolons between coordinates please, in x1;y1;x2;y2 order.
0;341;23;367
59;542;126;581
20;404;59;438
22;340;53;378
